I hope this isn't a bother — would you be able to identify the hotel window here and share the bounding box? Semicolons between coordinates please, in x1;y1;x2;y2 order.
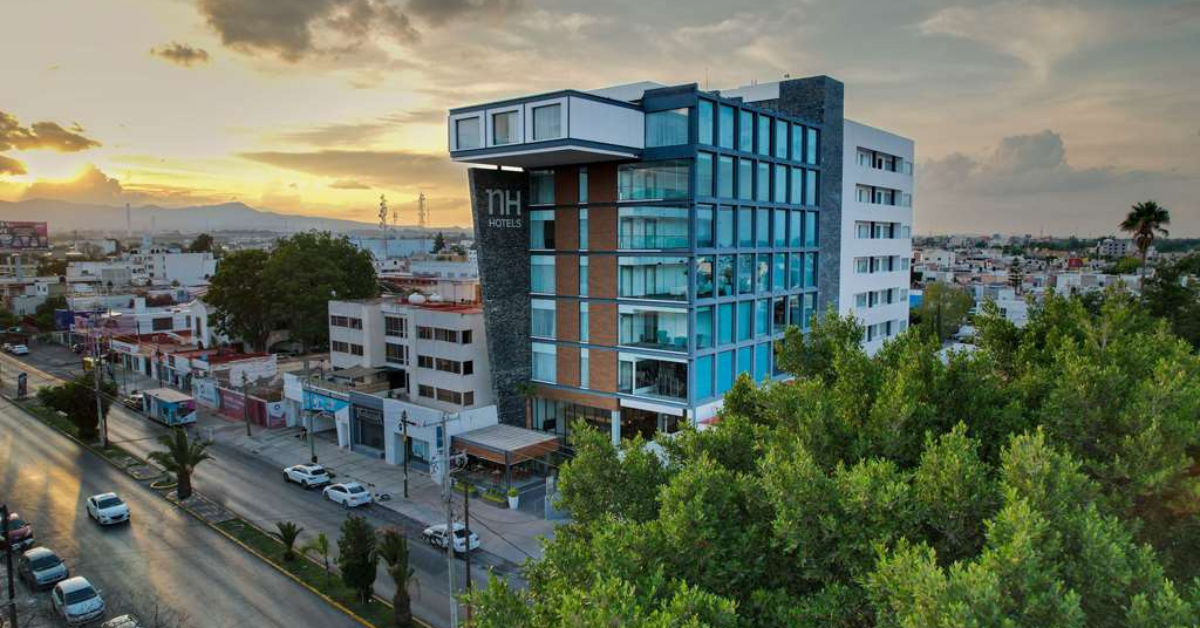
455;117;481;150
579;256;588;296
901;258;911;271
803;293;815;329
697;305;714;349
790;210;803;247
530;170;555;205
739;346;752;376
697;152;714;197
349;343;364;356
788;294;801;327
774;118;788;159
773;209;787;247
579;167;588;204
789;167;802;205
856;257;869;274
580;349;589;389
737;158;753;200
804;211;817;247
531;299;556;338
804;170;818;206
756;254;769;292
755;343;771;381
773;297;786;334
737;254;753;293
719;105;735;149
531;255;555;293
618;206;689;249
788;253;801;289
805;127;818;164
580;303;589;342
774;164;787;204
698;100;714;146
384;316;407;337
900;225;911;238
738;207;754;247
755;299;769;337
756;162;770;202
718;206;735;248
717;254;734;296
646;108;689;147
856;222;871;239
579;209;588;250
739;110;754;152
696;354;714;399
756;208;770;247
855;293;868;308
619;304;688;351
530;210;555;249
791;125;804;162
532;104;561;140
773;254;785;291
617;256;689;301
757;114;771;156
492;110;519;145
805;253;817;287
697;204;714;248
737;300;753;341
385;343;407;364
618;160;689;201
696;256;714;299
532;343;556;383
717;350;734;393
718;303;734;344
717;155;734;198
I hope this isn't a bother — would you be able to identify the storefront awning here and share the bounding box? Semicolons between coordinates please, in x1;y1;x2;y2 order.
452;424;559;466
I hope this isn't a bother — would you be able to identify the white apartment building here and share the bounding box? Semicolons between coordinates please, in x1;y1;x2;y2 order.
128;248;218;286
327;296;493;412
1095;238;1134;258
840;120;914;353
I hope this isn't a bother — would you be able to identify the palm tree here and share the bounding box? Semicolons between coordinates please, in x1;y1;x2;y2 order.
301;532;332;579
515;381;538;429
1120;200;1171;284
272;521;304;561
147;428;212;500
377;528;415;627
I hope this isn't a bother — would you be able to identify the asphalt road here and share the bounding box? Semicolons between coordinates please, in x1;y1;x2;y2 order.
0;347;517;628
0;394;364;628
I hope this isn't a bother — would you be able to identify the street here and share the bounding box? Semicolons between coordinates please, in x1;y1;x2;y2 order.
0;395;364;628
0;346;515;628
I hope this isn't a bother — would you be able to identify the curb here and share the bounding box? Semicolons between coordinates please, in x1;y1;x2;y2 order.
1;392;434;628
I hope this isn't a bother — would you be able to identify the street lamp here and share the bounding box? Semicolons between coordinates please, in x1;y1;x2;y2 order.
401;409;411;499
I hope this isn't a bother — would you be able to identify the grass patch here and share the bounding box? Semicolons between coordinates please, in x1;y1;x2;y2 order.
16;399;144;465
215;519;395;628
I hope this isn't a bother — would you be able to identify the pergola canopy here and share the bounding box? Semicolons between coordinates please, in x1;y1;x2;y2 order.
452;424;559;466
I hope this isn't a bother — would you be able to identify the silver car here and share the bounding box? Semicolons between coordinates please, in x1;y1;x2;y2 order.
19;547;69;589
52;576;105;625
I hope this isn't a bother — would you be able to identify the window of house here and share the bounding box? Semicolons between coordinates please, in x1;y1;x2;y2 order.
696;354;714;400
418;384;434;398
532;104;561;140
385;343;407;364
385;316;407;337
417;326;433;340
790;210;803;247
646;108;689;147
789;253;801;289
350;344;363;356
492;111;518;145
461;330;473;344
418;355;433;369
455;117;481;150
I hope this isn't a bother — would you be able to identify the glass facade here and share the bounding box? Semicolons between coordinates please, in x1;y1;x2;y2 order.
530;170;555;205
619;305;688;351
618;160;690;201
718;105;735;149
698;100;714;146
532;104;561;140
738;110;754;152
455;117;481;150
492;111;518;145
618;256;688;300
697;204;714;248
530;210;554;249
717;156;734;198
531;255;555;293
646;108;689;147
618;206;689;249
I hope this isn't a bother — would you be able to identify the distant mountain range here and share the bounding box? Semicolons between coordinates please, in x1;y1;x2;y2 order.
0;198;386;235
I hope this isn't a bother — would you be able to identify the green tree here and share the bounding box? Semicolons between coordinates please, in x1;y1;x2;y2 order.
204;249;273;350
1110;256;1143;275
378;527;414;627
1120;200;1171;284
187;233;215;254
32;295;67;330
556;422;668;525
1142;259;1200;349
301;532;332;578
36;257;67;276
263;232;376;351
431;231;446;253
338;514;378;604
916;282;973;342
147;427;212;500
272;521;304;561
37;376;116;441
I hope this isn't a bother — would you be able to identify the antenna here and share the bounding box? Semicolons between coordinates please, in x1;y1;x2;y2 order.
418;193;427;229
378;194;389;232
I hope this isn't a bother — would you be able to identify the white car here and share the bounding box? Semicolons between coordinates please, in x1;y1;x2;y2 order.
323;482;372;508
86;492;130;525
52;576;106;625
283;464;331;488
422;523;480;553
101;614;142;628
9;344;29;355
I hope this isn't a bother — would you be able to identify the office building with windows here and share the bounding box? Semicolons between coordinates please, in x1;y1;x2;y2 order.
449;75;910;443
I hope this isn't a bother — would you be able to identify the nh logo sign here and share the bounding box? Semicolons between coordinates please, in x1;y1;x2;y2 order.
484;188;523;229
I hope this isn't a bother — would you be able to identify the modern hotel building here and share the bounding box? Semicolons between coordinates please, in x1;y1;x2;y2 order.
448;75;912;443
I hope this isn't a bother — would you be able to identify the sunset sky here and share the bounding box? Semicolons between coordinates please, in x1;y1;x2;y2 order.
1;0;1197;234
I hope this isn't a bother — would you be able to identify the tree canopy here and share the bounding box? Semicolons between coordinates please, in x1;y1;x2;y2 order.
187;233;216;254
473;292;1200;628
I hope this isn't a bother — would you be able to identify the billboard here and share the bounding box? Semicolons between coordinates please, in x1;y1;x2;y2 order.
0;221;49;251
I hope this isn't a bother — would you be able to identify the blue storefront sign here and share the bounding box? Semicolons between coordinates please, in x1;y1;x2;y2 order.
303;389;349;414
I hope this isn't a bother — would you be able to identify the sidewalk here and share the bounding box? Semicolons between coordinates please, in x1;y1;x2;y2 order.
116;366;557;565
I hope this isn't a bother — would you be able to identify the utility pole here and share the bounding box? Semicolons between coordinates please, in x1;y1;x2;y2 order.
93;307;107;448
3;503;17;628
402;410;410;499
303;358;316;463
241;371;251;437
441;411;458;628
463;480;473;626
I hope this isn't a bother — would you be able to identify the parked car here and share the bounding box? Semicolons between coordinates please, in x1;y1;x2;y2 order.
9;344;29;355
122;392;144;410
100;614;142;628
283;464;331;488
86;493;130;526
52;576;105;625
19;546;69;589
5;511;34;551
1;343;10;353
422;523;480;554
323;482;372;508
